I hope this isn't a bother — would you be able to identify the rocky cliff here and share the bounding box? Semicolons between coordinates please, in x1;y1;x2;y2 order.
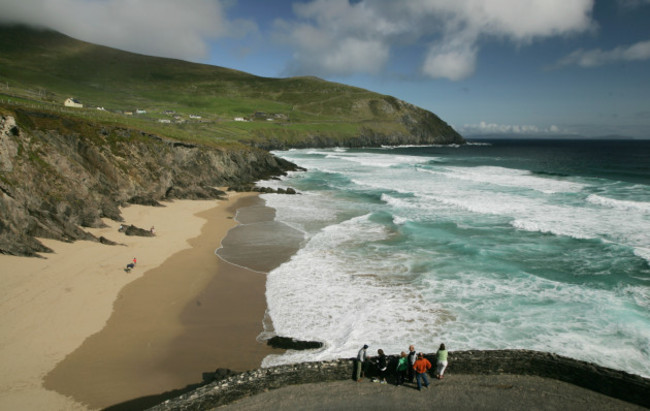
0;106;299;256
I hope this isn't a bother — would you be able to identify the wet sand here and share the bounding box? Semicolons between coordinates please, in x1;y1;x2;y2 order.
42;195;295;410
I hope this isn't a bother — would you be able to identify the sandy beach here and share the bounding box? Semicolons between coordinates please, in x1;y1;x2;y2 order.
0;192;281;410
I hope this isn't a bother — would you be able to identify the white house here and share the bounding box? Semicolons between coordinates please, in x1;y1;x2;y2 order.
234;117;247;122
64;97;83;108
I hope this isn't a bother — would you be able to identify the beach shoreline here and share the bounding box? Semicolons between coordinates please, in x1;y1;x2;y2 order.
0;191;282;410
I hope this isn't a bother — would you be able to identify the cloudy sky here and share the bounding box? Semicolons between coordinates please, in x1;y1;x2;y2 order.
1;0;649;137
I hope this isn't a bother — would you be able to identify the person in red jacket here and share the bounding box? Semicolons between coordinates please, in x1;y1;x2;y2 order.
413;352;431;391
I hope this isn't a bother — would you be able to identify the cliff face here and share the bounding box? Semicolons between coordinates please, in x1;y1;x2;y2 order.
0;107;299;256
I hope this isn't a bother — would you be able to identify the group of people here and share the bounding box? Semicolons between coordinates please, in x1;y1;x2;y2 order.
355;343;448;391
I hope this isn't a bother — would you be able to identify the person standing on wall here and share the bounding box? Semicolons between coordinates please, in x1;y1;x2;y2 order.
436;343;448;379
395;351;408;386
355;344;369;382
407;345;417;383
413;352;432;391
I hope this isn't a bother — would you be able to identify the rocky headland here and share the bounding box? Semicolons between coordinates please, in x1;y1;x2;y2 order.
0;107;300;256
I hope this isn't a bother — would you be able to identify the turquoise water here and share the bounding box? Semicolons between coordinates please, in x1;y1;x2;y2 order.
258;140;650;377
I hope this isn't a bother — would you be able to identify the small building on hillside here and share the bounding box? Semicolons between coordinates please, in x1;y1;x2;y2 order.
64;97;83;108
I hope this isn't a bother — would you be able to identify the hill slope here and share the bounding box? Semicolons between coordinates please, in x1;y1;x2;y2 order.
0;24;464;148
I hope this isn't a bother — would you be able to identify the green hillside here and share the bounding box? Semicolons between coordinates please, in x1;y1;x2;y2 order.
0;24;463;148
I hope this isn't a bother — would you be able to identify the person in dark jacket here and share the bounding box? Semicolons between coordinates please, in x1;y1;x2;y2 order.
376;349;388;384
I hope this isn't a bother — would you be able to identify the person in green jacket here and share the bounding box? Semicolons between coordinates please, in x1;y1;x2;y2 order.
436;343;448;379
395;351;408;386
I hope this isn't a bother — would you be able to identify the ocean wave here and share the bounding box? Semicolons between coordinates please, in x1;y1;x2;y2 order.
424;165;587;194
323;152;432;168
510;219;594;240
264;216;445;367
619;284;650;310
380;143;463;149
587;194;650;214
633;247;650;265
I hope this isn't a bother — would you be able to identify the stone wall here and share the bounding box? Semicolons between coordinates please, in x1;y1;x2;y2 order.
149;350;650;410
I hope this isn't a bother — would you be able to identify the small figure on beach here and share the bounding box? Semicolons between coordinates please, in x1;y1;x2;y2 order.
395;351;408;386
375;349;388;384
436;343;448;379
118;224;124;232
355;344;369;382
125;257;137;273
407;345;417;383
413;352;432;391
150;226;155;235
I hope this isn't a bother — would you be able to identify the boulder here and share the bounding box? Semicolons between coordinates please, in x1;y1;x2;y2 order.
266;336;323;350
123;224;154;237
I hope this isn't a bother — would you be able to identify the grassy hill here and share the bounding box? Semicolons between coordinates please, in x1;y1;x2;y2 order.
0;24;463;148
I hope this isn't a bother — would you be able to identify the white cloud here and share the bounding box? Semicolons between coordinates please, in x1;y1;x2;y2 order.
0;0;255;61
275;0;595;80
556;40;650;68
422;41;478;81
460;121;565;135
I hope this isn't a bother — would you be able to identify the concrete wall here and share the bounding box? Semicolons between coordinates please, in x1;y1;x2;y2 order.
148;350;650;410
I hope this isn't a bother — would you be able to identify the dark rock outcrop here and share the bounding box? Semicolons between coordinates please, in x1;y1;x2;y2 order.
266;336;324;350
0;108;300;256
123;224;154;237
228;185;299;195
149;350;650;410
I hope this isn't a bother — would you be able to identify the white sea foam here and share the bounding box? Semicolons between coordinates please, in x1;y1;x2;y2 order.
587;194;650;214
264;215;447;367
423;165;587;194
380;144;462;149
323;152;432;168
620;284;650;310
633;248;650;264
263;147;650;378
